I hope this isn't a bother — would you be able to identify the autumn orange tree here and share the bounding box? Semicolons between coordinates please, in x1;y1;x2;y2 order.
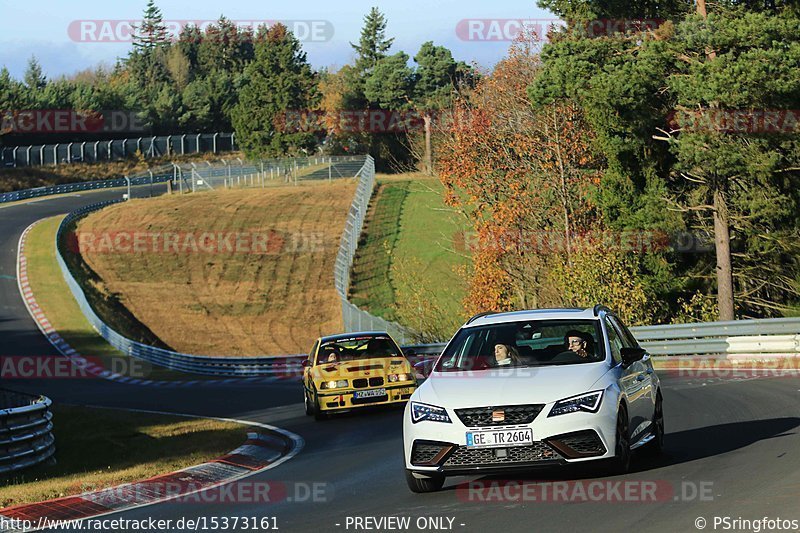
438;38;603;315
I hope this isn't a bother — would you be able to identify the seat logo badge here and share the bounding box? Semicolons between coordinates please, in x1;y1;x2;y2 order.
492;410;505;422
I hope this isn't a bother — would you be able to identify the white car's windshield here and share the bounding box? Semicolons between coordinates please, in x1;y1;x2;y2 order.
435;319;605;372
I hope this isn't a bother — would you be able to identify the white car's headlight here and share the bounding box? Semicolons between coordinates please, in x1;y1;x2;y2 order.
548;390;604;417
320;379;348;390
410;402;452;424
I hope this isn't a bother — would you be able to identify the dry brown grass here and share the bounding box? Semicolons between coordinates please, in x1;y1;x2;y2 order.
75;181;356;356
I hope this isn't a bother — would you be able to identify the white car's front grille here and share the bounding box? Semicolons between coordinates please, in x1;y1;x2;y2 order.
443;442;560;468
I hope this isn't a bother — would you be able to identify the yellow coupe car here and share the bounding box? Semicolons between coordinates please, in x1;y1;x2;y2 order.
302;331;417;420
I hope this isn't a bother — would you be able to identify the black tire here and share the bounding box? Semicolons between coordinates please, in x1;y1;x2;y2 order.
609;405;631;475
642;391;664;457
313;389;328;421
405;469;445;493
303;389;313;416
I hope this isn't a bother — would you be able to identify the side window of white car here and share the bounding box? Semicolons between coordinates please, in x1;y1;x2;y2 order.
610;315;639;349
605;317;623;364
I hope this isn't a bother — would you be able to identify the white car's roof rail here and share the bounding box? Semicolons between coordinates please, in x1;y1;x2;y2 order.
593;304;613;317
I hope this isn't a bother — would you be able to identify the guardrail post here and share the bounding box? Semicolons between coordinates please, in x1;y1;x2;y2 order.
180;134;186;155
53;144;59;165
196;133;202;153
25;146;31;166
213;133;218;154
107;140;113;160
41;145;46;165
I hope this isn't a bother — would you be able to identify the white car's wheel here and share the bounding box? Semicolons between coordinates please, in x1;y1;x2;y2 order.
643;391;664;457
609;405;631;475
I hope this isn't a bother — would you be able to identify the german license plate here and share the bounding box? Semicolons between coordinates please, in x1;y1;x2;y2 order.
466;428;534;448
353;388;387;399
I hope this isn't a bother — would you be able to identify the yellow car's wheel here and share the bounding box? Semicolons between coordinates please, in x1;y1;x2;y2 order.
303;389;313;416
312;388;328;421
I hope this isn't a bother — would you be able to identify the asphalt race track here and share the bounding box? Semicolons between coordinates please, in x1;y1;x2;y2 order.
1;188;799;532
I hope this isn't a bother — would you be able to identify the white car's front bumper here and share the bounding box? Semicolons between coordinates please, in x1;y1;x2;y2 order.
403;394;619;475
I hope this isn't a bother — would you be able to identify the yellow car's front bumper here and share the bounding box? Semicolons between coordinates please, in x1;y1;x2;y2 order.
316;384;416;412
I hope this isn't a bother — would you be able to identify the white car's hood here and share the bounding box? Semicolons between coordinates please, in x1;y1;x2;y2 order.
419;363;612;408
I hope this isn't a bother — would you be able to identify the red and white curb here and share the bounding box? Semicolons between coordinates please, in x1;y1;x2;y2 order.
0;411;303;532
15;221;301;388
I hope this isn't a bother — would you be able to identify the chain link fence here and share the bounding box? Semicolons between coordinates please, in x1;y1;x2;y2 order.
334;155;412;344
1;132;235;168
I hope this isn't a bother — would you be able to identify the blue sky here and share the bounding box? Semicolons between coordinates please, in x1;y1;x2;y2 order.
0;0;556;79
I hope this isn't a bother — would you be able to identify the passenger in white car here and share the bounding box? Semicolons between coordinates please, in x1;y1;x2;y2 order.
494;343;522;366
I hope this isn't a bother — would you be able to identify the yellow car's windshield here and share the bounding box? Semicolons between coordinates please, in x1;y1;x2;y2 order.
317;335;402;364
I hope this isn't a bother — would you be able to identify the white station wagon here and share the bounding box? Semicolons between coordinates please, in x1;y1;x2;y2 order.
403;306;664;492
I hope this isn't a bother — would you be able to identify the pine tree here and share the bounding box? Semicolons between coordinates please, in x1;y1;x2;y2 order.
350;7;394;74
232;24;319;157
23;56;46;90
133;0;169;52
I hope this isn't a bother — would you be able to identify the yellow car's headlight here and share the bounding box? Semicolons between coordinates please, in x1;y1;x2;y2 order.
320;379;348;390
388;373;412;382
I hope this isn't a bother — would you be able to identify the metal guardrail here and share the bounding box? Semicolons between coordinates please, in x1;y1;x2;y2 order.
0;168;174;204
394;319;800;359
0;156;366;204
0;390;55;475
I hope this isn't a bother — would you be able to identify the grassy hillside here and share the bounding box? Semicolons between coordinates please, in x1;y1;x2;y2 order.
72;180;356;356
349;174;470;339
